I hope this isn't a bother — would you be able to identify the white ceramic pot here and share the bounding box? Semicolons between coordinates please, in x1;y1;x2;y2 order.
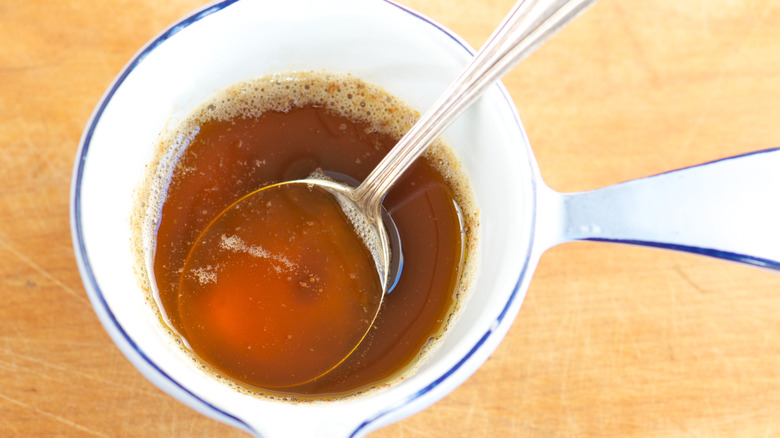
70;0;780;436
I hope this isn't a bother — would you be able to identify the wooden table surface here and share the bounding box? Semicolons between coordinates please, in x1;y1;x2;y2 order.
2;0;779;436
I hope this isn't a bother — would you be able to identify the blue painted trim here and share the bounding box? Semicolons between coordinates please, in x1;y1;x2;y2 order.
636;147;780;181
586;239;780;271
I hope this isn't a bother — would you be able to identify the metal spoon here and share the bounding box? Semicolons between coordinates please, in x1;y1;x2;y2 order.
185;0;598;387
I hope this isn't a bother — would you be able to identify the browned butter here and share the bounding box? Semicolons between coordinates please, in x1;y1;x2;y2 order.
134;71;478;399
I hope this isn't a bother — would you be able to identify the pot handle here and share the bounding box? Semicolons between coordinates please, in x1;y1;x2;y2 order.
537;147;780;270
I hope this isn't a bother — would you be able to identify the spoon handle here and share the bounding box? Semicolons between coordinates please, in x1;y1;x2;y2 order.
353;0;598;210
538;148;780;270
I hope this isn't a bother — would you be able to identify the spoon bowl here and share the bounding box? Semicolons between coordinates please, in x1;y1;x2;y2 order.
178;175;397;388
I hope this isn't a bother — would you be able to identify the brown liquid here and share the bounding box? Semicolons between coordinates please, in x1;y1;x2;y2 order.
151;74;469;397
178;183;383;388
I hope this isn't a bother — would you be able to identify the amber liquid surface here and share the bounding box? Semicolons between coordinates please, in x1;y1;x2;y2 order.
154;106;464;396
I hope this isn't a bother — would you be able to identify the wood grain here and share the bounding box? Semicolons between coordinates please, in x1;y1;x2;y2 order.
1;0;778;436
